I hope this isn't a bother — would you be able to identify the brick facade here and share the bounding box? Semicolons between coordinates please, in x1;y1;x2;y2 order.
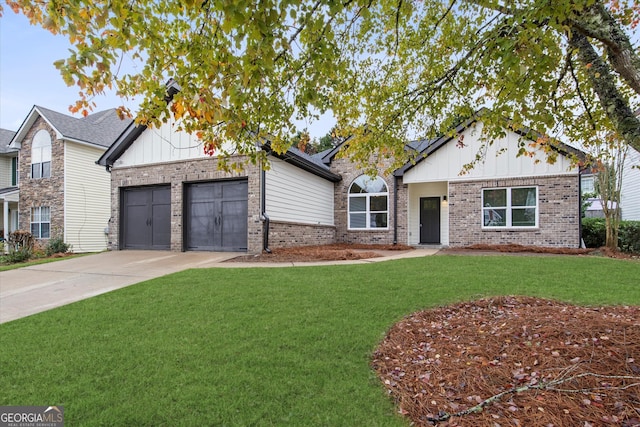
108;157;264;253
448;175;580;248
329;157;408;246
17;118;64;240
268;221;335;248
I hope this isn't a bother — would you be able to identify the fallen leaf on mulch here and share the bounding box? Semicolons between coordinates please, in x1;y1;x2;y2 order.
372;296;640;426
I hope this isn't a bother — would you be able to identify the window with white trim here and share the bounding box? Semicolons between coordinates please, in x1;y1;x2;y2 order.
31;130;51;179
31;206;51;238
348;175;388;229
11;156;18;186
482;187;538;228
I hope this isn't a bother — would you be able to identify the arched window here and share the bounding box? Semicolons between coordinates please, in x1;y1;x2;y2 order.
348;175;388;229
31;130;51;179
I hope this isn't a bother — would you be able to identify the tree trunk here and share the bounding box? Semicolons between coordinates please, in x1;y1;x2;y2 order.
568;30;640;154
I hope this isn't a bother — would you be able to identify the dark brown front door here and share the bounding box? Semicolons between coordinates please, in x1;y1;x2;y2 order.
419;197;441;244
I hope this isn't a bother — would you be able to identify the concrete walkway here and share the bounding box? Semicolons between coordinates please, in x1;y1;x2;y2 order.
0;248;437;324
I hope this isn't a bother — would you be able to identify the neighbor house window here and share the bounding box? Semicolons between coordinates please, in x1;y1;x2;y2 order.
581;175;595;194
11;156;18;186
31;206;50;238
348;175;388;229
482;187;538;228
31;130;51;179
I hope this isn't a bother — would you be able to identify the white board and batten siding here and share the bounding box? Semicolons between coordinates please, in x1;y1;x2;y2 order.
403;122;577;184
114;120;209;167
621;146;640;220
64;142;112;252
265;158;334;225
406;182;449;246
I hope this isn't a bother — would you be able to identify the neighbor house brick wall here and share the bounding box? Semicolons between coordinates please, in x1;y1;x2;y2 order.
108;156;263;253
330;156;408;246
17;117;64;240
448;174;580;248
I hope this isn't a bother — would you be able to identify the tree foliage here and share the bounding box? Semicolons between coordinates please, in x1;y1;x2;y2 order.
3;0;640;172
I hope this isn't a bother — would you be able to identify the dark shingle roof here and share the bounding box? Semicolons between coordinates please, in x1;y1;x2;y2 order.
35;106;132;148
0;129;17;154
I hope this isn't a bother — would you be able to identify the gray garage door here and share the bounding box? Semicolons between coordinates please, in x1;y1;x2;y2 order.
185;180;248;251
121;186;171;250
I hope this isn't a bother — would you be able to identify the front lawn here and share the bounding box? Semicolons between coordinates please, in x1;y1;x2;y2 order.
1;255;638;426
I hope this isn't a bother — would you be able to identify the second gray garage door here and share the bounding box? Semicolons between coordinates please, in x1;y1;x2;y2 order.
185;180;248;251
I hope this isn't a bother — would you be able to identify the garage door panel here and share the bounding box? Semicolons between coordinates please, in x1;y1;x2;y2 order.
185;180;247;252
122;186;171;250
151;202;171;247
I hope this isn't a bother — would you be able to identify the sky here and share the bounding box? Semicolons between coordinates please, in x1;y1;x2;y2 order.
0;9;334;138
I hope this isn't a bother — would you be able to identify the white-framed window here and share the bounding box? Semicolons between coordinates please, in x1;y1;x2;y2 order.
31;206;51;238
482;186;538;228
348;175;389;229
11;156;18;186
31;130;51;179
581;175;595;194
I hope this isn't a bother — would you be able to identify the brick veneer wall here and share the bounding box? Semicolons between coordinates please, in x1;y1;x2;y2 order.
329;156;409;246
448;174;580;248
108;157;263;253
268;221;335;248
17;118;65;240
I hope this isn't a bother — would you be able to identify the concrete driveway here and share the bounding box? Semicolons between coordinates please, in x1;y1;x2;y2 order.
0;250;239;324
0;248;438;324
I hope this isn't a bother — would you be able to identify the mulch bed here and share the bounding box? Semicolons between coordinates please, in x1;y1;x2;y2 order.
224;243;414;263
372;296;640;426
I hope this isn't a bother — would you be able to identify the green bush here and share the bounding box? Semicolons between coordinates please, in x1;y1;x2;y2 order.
45;236;71;256
5;230;34;263
581;218;606;248
582;218;640;253
619;221;640;253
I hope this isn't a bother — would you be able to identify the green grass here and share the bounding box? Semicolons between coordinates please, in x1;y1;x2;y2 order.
0;253;89;271
1;255;638;426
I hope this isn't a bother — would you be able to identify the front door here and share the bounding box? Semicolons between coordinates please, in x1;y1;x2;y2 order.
419;197;441;244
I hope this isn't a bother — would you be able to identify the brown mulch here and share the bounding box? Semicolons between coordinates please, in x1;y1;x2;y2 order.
224;243;414;263
372;296;640;426
225;243;638;263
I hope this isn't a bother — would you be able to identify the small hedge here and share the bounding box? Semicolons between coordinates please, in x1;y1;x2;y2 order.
582;218;640;253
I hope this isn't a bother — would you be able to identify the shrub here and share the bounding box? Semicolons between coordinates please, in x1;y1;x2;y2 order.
619;221;640;253
581;218;605;248
5;230;34;263
582;218;640;253
45;235;71;256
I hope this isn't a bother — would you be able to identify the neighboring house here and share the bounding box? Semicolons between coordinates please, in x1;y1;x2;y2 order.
620;145;640;220
579;145;639;221
8;106;132;252
0;128;19;241
98;110;583;253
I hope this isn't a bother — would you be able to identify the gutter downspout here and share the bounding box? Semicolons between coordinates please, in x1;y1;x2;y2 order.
260;160;272;254
393;177;398;245
578;169;584;248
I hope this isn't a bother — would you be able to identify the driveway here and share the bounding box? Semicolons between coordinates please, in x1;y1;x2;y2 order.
0;250;238;324
0;248;438;324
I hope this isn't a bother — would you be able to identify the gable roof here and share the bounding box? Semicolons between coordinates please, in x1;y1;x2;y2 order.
394;109;585;177
0;129;17;154
9;105;132;150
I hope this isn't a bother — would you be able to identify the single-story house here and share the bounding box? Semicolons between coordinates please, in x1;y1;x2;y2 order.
98;109;583;253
